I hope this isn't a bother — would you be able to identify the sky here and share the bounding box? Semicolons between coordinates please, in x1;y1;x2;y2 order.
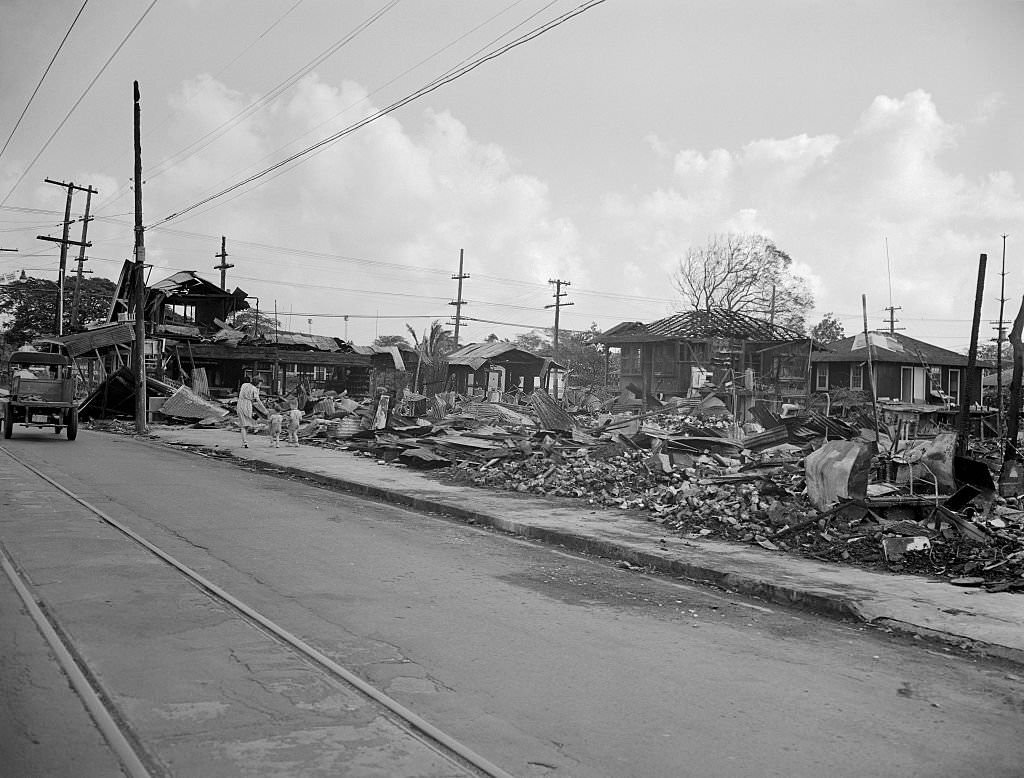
0;0;1021;351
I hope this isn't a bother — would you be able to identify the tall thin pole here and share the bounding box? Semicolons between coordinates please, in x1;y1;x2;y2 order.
133;81;148;434
214;235;233;290
54;184;74;334
956;253;987;456
69;187;93;329
450;248;468;347
546;278;573;351
862;295;880;441
997;234;1008;455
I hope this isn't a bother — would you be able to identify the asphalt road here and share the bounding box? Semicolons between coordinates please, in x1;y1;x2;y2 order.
2;428;1023;777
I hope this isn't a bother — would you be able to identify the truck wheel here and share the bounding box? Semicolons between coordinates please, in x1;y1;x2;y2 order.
3;411;12;439
67;409;78;441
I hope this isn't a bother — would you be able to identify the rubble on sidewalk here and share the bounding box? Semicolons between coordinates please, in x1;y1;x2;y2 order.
91;375;1024;591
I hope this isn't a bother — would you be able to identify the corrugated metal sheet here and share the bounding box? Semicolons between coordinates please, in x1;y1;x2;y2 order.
58;323;135;357
159;384;228;420
811;332;983;366
528;389;575;432
447;342;563;370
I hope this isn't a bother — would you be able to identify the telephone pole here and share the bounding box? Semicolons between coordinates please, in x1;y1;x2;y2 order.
545;278;573;351
69;186;94;329
214;235;233;290
133;81;148;434
996;233;1009;447
449;248;469;347
36;178;94;334
883;305;903;334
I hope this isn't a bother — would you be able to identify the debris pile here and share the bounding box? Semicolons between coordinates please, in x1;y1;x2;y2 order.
86;375;1024;590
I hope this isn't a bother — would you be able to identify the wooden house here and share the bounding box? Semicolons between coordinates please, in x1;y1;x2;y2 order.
446;342;563;397
596;309;814;418
809;332;986;406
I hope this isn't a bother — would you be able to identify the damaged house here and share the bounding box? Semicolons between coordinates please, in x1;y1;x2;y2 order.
809;331;992;435
596;309;815;418
445;342;565;398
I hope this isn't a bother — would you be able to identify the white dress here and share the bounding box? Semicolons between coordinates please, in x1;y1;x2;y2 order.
236;382;260;429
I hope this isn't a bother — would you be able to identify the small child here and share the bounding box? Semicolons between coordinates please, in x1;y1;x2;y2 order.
286;399;303;447
267;409;284;448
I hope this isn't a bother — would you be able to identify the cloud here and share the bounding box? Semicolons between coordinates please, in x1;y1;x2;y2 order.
593;90;1024;345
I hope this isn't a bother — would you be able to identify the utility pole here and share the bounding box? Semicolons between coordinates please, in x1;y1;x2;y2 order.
214;235;233;290
546;278;573;351
69;186;94;329
133;81;148;434
36;178;94;335
996;234;1009;450
449;248;469;347
883;305;903;335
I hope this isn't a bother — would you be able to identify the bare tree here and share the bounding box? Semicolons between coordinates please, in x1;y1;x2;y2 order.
673;233;813;331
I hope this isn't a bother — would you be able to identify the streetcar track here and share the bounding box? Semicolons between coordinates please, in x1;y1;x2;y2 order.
0;443;514;778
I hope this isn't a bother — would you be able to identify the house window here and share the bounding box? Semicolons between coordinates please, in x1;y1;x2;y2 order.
850;363;863;390
900;366;926;402
620;345;640;374
948;369;960;404
816;365;829;390
313;365;329;382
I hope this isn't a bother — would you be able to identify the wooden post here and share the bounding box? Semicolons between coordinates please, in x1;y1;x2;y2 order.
956;254;987;456
862;295;880;437
133;81;148;434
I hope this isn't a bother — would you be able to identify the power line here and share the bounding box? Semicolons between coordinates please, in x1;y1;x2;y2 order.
148;0;608;228
0;0;160;207
0;0;89;164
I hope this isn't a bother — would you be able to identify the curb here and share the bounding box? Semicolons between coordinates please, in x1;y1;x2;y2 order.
150;435;1024;667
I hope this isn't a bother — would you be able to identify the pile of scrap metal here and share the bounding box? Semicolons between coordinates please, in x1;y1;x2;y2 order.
78;367;227;423
310;389;1021;590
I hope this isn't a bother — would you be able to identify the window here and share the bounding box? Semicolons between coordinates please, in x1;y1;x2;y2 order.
850;363;863;390
816;365;829;390
948;369;960;404
313;365;329;382
620;345;640;374
901;366;926;402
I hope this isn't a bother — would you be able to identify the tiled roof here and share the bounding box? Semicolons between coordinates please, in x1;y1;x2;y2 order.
598;309;804;343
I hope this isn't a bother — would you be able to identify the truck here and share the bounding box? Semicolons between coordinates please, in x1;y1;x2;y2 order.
2;348;80;440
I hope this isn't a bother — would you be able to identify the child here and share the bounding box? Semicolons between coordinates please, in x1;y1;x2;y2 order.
286;399;303;447
267;408;284;448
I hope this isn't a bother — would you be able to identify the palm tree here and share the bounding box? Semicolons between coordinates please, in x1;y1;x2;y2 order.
406;320;455;392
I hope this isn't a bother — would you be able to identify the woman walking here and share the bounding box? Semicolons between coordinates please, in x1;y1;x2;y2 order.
236;376;269;448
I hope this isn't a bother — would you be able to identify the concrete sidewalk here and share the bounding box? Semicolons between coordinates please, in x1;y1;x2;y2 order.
145;424;1024;666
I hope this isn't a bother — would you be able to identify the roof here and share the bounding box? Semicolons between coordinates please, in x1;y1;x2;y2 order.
597;309;805;344
150;271;245;301
810;331;991;367
210;326;346;352
351;345;408;370
446;342;564;371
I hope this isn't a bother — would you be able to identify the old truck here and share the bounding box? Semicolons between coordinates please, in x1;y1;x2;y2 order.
2;349;79;440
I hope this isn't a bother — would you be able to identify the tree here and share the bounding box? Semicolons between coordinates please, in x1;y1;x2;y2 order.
810;312;846;344
227;308;280;336
513;324;611;387
374;334;412;348
406;320;456;392
0;275;116;347
673;233;812;331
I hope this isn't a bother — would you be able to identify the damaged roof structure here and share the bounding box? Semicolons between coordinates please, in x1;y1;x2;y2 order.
445;342;565;396
596;309;818;418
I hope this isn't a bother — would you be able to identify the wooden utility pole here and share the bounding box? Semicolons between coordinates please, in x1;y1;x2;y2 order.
214;235;233;290
133;81;148;434
36;178;94;335
862;295;880;439
956;253;987;456
69;186;94;329
996;233;1009;452
546;278;573;350
449;249;469;347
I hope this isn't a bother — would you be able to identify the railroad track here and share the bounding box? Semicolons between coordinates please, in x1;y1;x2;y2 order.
0;444;514;778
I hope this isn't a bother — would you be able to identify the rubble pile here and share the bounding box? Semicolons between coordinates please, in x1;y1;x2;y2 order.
88;375;1024;590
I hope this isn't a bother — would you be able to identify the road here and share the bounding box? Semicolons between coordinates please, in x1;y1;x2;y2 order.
2;428;1023;777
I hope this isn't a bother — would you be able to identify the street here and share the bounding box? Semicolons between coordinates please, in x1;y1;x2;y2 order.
2;428;1023;777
